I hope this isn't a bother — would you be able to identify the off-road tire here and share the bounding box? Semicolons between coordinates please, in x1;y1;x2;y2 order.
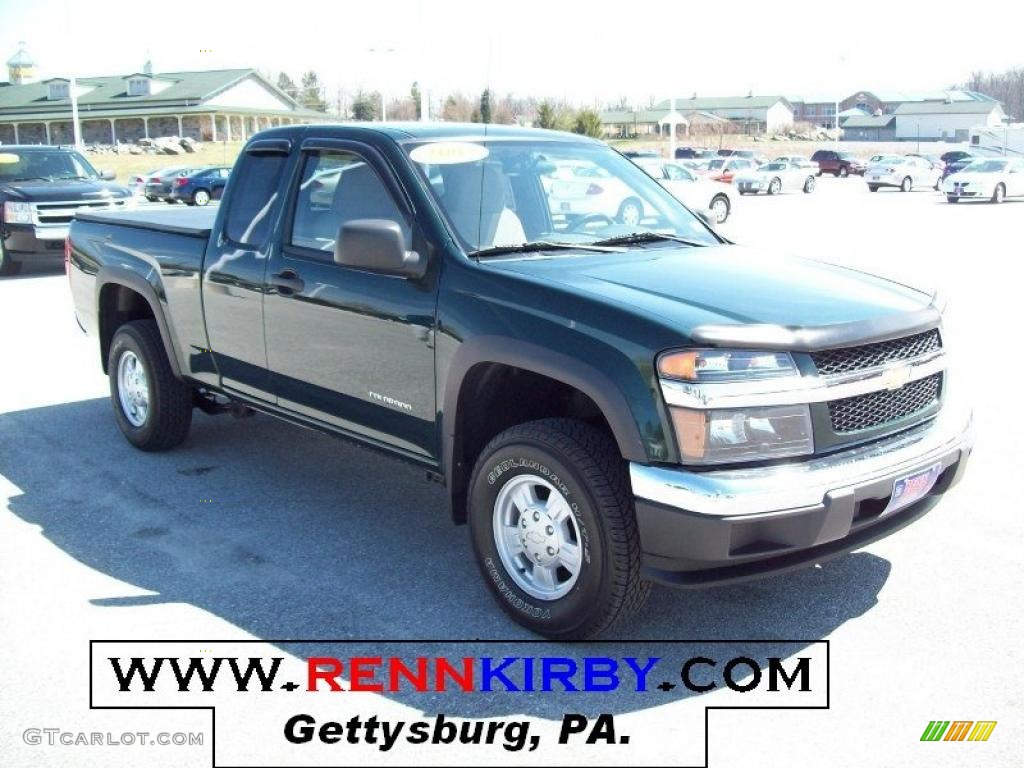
468;418;650;640
108;319;192;451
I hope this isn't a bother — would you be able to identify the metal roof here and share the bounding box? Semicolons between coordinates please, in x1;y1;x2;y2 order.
0;69;325;120
841;114;896;128
654;95;792;111
894;101;1004;115
6;44;35;68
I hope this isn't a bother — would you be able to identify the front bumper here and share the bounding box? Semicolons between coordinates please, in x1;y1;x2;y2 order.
630;401;973;586
2;223;68;259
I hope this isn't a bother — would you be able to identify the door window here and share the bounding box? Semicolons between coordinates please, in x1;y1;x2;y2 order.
224;153;288;246
289;150;410;260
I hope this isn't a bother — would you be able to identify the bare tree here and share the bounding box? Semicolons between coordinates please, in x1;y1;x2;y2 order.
959;68;1024;121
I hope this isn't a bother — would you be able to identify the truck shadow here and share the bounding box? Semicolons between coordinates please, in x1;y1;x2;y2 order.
1;398;892;718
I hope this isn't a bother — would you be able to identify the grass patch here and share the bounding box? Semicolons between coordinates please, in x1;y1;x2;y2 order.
87;142;246;181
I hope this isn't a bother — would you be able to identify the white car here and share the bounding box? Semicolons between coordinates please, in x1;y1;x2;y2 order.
865;155;941;192
543;161;649;226
773;155;819;171
733;161;816;196
943;157;1024;203
633;158;734;223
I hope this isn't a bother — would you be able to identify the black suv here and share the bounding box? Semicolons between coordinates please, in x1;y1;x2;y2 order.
0;145;131;276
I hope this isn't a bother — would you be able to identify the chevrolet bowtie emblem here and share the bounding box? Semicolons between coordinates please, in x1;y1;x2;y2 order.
881;364;912;391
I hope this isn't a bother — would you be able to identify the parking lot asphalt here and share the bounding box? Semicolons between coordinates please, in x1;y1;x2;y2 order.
1;178;1021;767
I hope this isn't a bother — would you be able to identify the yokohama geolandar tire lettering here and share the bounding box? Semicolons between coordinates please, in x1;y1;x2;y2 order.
467;418;650;640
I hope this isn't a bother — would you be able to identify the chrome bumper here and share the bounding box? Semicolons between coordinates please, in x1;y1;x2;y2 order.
630;400;974;518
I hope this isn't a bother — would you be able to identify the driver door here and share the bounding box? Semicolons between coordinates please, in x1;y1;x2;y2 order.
261;137;440;463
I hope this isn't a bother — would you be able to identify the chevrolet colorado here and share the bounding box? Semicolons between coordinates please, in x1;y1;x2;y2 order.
1;145;131;276
68;124;973;639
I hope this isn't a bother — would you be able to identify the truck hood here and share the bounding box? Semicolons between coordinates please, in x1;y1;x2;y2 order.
0;179;132;202
484;244;934;341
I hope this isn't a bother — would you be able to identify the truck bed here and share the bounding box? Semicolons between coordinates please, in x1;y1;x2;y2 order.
75;205;218;237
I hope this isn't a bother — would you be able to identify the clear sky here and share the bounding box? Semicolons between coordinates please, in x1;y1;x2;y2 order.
1;0;1020;106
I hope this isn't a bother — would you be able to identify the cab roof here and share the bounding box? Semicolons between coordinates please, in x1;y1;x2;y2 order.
251;121;598;144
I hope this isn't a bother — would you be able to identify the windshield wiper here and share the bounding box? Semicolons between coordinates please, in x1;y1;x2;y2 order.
7;176;51;182
471;241;625;258
590;232;708;248
54;174;91;180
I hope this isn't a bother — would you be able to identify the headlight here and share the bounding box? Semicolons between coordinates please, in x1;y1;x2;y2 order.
658;348;798;381
659;348;814;464
670;404;814;464
3;201;32;224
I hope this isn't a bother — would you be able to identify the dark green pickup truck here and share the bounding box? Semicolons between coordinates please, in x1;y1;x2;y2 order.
68;123;973;639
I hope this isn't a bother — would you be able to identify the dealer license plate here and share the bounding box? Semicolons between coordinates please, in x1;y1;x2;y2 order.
884;463;942;515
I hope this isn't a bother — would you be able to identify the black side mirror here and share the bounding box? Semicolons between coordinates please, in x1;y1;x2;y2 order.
99;169;116;180
334;219;426;278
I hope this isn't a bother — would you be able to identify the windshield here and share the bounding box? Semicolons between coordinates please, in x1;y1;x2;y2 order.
0;149;99;182
404;139;718;253
761;162;787;171
870;155;902;164
962;160;1007;173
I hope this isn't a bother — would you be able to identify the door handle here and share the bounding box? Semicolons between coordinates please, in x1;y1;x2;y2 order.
270;269;305;295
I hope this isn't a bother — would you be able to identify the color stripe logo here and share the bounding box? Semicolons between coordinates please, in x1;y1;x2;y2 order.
921;721;997;742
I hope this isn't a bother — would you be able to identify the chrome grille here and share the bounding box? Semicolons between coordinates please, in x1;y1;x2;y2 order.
828;373;942;433
32;199;128;225
810;329;941;377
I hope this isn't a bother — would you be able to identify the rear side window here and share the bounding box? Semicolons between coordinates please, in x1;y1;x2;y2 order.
224;153;288;246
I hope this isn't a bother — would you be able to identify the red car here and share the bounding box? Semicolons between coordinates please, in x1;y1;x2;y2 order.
810;149;866;177
699;157;757;183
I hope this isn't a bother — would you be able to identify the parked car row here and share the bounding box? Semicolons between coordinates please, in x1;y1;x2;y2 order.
134;165;232;206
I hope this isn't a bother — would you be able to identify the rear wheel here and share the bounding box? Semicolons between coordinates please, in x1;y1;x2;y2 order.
0;242;21;277
616;197;643;227
192;189;211;207
900;176;912;192
710;194;730;223
838;166;849;178
145;195;158;202
468;418;649;640
991;183;1005;204
108;320;193;451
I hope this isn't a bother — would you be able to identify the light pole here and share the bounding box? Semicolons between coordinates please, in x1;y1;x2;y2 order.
368;47;396;121
668;96;676;159
70;76;82;149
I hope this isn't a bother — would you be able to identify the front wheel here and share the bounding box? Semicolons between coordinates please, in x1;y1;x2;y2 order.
838;166;849;178
900;176;912;192
803;176;815;193
468;418;650;640
947;195;960;203
991;183;1005;204
108;319;193;451
868;184;880;192
767;177;781;195
0;242;21;277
